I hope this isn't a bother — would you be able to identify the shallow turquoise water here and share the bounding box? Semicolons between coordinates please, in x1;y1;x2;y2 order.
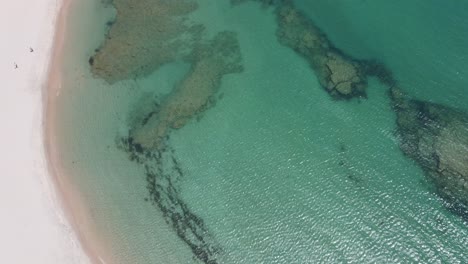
57;0;468;263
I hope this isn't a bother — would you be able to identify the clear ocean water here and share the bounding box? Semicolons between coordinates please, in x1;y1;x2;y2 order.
56;0;468;263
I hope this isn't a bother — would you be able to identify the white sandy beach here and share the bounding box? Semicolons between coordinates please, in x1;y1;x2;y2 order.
0;0;93;263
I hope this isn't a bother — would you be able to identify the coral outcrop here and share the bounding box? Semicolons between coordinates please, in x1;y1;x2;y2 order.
91;3;245;263
130;31;243;150
275;3;367;99
93;2;468;260
90;0;203;83
391;87;468;219
114;32;243;264
232;1;397;99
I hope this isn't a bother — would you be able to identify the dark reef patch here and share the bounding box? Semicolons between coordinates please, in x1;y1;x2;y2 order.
90;0;204;83
93;2;246;262
118;137;222;264
107;25;243;264
390;87;468;220
337;142;365;186
238;0;468;219
361;59;397;87
232;0;468;219
274;2;368;99
130;31;243;150
93;3;468;260
233;0;397;100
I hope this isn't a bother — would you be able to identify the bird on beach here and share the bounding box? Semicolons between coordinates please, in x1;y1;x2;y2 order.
14;63;18;69
30;47;34;52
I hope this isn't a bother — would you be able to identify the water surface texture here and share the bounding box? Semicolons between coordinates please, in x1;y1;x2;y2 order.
58;0;468;263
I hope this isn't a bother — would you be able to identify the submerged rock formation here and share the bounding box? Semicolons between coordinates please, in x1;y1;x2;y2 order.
93;3;468;259
249;0;468;219
232;0;396;99
233;0;468;219
130;31;243;150
118;138;222;264
90;0;203;83
275;3;367;99
113;31;243;264
391;87;468;219
91;3;245;263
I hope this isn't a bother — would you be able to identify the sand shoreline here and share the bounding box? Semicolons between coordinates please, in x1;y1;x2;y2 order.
43;0;115;264
0;0;101;262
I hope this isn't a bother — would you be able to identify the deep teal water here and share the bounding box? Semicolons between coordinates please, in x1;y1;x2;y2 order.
57;0;468;263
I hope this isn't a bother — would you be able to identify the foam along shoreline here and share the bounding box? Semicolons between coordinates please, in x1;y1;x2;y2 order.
0;0;93;263
44;0;115;263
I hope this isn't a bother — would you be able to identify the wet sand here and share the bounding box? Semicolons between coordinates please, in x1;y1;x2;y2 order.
44;0;114;263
